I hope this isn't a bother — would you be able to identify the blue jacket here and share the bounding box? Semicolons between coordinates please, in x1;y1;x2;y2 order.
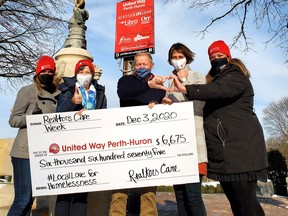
57;77;107;112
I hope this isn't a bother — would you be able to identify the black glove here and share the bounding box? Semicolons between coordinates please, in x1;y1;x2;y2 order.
32;103;42;115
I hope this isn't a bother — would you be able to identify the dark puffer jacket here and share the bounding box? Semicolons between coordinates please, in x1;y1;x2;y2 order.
57;77;107;112
184;64;268;174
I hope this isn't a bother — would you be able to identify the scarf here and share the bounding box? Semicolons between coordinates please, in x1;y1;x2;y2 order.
76;84;96;110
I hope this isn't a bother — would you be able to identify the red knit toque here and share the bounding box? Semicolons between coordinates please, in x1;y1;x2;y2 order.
74;59;95;75
36;56;56;75
208;40;231;58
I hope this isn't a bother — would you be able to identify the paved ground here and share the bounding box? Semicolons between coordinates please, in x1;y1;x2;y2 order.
156;192;288;216
1;189;287;215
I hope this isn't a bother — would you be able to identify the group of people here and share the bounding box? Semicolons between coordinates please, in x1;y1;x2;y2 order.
8;57;107;216
8;40;268;216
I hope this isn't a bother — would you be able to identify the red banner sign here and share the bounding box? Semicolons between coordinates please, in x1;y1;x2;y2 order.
114;0;155;59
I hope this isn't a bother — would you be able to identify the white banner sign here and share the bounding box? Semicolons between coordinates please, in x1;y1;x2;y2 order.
27;102;199;196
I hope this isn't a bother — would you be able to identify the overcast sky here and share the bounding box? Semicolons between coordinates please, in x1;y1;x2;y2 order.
1;0;287;139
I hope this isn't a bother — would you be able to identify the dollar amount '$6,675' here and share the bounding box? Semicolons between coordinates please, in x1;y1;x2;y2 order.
156;134;186;146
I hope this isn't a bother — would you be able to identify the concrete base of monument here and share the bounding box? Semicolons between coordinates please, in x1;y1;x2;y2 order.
54;47;103;80
54;47;93;78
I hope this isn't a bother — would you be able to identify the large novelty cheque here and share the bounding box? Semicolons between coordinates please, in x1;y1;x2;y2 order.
27;102;199;196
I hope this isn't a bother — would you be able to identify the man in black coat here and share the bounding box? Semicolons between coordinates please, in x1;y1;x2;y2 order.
109;52;165;216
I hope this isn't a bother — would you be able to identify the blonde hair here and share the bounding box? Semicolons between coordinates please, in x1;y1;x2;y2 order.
229;58;250;78
134;52;153;64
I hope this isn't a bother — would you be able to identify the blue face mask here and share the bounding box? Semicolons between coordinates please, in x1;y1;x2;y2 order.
135;68;151;79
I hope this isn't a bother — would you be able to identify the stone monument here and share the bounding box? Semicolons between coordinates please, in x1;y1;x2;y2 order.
54;0;102;80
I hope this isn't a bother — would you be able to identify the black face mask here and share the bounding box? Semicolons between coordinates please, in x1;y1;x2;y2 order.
210;58;228;77
38;74;54;86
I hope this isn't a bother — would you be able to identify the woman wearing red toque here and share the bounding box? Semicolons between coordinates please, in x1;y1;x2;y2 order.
55;59;107;216
152;40;268;216
8;56;60;216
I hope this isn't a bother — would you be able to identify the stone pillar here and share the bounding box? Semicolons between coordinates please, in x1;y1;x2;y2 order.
64;23;87;49
53;0;103;80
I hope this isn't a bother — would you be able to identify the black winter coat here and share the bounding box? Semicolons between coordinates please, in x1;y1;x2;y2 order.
57;77;107;112
185;64;268;174
117;75;166;107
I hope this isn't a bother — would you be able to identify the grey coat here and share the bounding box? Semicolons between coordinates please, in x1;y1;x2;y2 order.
168;66;208;164
9;83;60;158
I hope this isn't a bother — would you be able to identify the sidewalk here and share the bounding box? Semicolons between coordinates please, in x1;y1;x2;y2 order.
156;192;288;216
1;190;287;215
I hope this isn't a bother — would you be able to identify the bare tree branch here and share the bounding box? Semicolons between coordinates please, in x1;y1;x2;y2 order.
164;0;288;61
0;0;72;91
263;97;288;139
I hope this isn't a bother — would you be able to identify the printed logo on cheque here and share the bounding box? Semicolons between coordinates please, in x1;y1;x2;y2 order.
49;143;60;154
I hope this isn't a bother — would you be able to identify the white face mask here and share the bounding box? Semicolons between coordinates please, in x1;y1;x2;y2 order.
76;74;92;87
171;57;187;71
